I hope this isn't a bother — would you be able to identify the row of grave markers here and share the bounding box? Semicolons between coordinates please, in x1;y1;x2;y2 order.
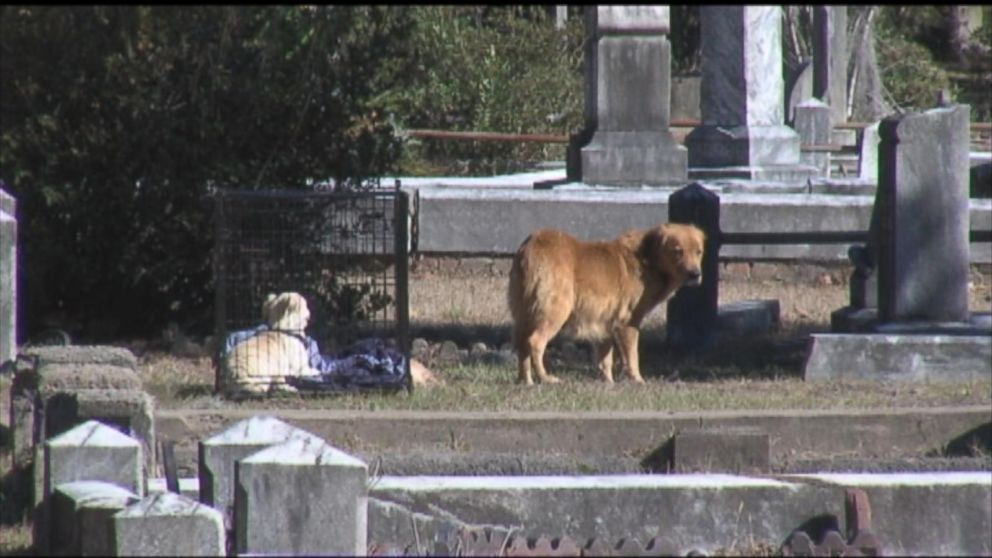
37;416;366;556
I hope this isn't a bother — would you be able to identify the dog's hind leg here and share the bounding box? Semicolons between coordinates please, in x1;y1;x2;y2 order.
512;324;535;385
527;325;562;384
595;341;615;383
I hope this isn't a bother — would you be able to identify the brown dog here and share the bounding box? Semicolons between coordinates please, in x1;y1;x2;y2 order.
508;223;705;385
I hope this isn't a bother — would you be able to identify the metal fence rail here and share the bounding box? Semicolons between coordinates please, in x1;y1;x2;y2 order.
721;229;991;245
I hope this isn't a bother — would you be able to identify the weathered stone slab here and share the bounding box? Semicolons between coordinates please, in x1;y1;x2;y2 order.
37;388;156;477
18;344;139;370
717;299;780;337
789;472;992;556
877;105;971;323
234;438;368;556
51;480;140;557
41;419;144;503
0;193;16;366
594;5;669;33
10;346;142;470
804;334;992;382
36;420;143;553
198;415;324;533
671;429;770;474
113;492;225;557
643;428;770;474
369;474;831;555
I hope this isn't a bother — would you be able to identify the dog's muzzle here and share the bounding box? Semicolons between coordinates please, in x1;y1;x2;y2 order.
685;270;702;286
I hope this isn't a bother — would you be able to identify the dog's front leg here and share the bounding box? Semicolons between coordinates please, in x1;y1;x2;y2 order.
595;341;615;383
616;326;645;383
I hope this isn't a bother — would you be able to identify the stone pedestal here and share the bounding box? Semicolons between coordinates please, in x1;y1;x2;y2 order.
573;6;687;186
686;6;816;182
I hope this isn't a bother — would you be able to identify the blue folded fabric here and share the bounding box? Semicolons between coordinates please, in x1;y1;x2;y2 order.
223;326;409;393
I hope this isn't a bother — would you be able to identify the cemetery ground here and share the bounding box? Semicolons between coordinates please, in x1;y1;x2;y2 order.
1;259;990;556
133;259;992;413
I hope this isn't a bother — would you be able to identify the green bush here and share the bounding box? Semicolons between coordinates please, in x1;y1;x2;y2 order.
387;6;585;176
875;8;956;114
1;6;412;340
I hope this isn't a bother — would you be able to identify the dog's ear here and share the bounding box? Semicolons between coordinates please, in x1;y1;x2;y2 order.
635;226;665;266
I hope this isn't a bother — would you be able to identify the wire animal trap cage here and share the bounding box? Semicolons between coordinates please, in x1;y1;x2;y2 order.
212;181;410;394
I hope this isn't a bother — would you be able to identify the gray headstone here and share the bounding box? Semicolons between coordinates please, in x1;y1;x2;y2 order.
234;438;368;556
786;60;814;125
813;6;848;124
36;420;143;554
42;419;144;502
0;188;16;366
198;415;323;533
794;98;833;177
576;5;688;186
877;105;971;323
114;492;226;557
10;355;143;470
686;6;816;182
51;480;140;557
858;121;881;183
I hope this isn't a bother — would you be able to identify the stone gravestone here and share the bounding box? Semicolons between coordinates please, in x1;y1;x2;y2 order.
198;415;324;537
794;98;833;177
114;492;226;557
809;104;990;382
36;420;144;554
876;104;971;323
0;186;15;366
686;6;817;182
570;6;687;186
234;437;369;556
51;480;140;557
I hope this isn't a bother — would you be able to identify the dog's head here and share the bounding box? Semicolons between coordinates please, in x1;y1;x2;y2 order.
643;223;706;287
262;292;311;332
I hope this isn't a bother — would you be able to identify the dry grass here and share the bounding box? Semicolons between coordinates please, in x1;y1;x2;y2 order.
141;260;992;412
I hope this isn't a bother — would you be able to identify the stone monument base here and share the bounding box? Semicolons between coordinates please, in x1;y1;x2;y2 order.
686;124;818;182
580;131;688;186
831;307;992;336
804;332;992;383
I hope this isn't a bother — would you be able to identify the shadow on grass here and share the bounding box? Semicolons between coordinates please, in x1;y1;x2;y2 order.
175;384;215;399
412;320;830;383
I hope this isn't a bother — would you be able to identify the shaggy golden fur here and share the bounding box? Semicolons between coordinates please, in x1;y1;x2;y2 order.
508;223;705;385
224;292;320;394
